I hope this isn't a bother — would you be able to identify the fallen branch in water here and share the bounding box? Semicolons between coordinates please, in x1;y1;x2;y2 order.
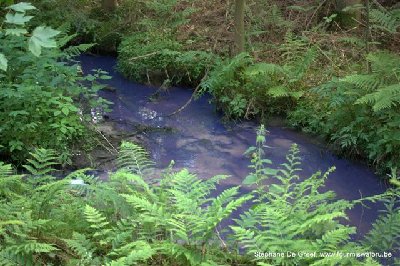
164;70;209;117
90;122;119;155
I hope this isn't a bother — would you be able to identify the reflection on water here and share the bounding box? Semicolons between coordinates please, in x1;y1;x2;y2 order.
80;55;387;237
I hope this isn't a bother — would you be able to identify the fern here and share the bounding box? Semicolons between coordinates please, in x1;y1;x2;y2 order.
363;198;400;252
233;128;373;266
0;163;25;200
0;162;13;177
23;148;59;176
341;74;382;92
0;129;398;265
117;141;154;176
356;83;400;111
63;43;96;59
107;241;155;264
349;52;400;112
370;7;400;33
64;232;96;260
202;50;315;119
297;50;400;169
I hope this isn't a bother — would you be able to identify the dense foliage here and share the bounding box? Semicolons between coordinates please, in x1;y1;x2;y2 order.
0;3;109;164
0;130;399;265
289;51;400;171
117;32;218;87
199;48;315;119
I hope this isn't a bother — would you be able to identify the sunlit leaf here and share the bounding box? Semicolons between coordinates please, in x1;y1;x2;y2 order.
31;26;60;47
28;26;61;56
6;2;36;13
0;53;8;71
28;37;41;57
242;174;257;185
5;28;28;36
5;13;33;25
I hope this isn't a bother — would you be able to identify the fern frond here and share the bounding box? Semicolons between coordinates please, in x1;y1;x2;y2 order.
314;227;355;251
370;8;400;33
356;83;400;111
64;232;95;259
340;74;382;92
157;241;203;266
122;194;167;223
363;198;400;251
63;43;95;58
84;205;109;230
117;141;154;176
267;86;290;97
108;241;155;264
338;36;365;47
194;187;252;239
245;63;284;77
22;148;59;176
0;162;13;177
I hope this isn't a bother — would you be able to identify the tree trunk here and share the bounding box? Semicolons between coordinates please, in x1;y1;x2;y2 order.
364;0;371;73
102;0;118;12
234;0;245;55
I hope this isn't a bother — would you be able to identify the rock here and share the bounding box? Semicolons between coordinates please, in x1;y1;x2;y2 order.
102;85;117;92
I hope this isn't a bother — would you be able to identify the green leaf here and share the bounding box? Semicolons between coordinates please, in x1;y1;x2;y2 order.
5;28;28;36
243;174;257;185
31;26;60;47
28;37;41;57
5;13;33;25
28;26;60;56
269;184;285;194
61;107;69;116
0;53;7;71
6;2;37;13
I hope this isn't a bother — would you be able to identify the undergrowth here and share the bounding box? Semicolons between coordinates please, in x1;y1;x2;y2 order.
0;127;399;265
0;3;110;164
117;32;218;87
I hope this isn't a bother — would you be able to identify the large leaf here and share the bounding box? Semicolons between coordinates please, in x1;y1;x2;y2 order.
5;13;33;25
28;26;60;56
0;53;8;71
6;2;36;13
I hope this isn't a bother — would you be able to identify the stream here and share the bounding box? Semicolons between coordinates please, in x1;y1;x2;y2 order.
80;55;388;238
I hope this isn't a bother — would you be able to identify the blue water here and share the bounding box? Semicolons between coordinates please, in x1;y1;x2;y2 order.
80;55;388;237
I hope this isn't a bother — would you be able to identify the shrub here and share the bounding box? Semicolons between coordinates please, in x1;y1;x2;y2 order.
118;32;218;87
288;51;400;171
0;3;109;163
199;50;315;119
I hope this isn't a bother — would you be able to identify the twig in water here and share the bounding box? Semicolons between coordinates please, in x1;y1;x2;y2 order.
163;70;209;117
215;228;227;250
91;123;119;155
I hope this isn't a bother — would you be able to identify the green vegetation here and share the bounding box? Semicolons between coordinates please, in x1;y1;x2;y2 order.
1;1;400;265
1;130;399;265
0;2;110;164
288;51;400;171
199;49;314;118
117;32;218;86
